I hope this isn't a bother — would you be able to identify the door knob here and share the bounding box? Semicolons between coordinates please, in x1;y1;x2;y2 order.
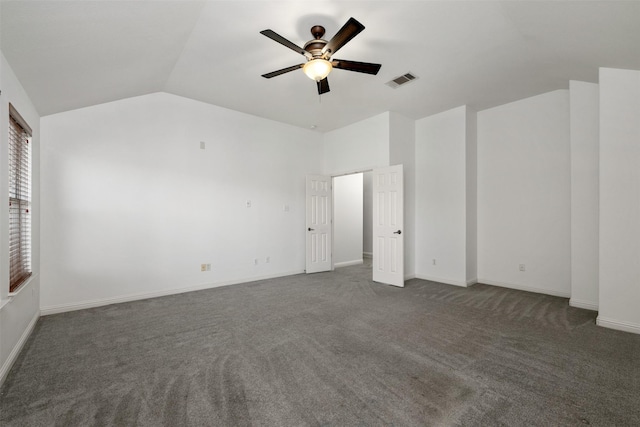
393;230;402;235
308;227;315;231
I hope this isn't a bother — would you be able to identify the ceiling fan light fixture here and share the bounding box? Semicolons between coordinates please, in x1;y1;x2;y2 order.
260;18;380;94
303;59;332;81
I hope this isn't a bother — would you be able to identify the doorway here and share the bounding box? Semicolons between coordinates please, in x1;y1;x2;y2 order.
306;166;404;287
333;172;367;269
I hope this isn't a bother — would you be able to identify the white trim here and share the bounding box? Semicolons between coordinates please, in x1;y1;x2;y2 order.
0;310;39;387
415;274;469;287
569;298;599;311
7;273;39;298
328;166;382;178
334;259;363;268
596;316;640;335
363;252;372;259
477;278;571;298
41;270;304;316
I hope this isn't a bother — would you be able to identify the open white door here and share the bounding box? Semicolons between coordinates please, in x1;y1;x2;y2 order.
373;165;404;287
306;175;332;273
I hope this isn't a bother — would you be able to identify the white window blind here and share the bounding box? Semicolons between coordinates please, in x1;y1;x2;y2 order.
8;104;32;293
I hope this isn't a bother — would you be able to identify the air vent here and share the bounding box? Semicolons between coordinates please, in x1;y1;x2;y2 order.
386;72;418;89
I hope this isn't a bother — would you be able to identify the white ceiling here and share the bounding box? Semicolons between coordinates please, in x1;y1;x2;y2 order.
2;1;639;132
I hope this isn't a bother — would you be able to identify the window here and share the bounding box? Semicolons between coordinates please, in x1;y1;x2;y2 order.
8;104;32;293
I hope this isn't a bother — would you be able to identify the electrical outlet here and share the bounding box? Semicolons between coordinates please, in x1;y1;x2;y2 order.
206;263;211;271
246;200;252;208
199;141;206;149
432;259;436;265
201;264;207;272
254;258;259;266
519;264;526;272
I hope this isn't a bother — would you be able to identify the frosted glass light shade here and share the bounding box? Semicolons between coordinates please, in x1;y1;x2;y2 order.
303;59;332;81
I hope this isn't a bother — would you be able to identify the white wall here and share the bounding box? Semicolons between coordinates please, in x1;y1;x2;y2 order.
362;171;373;256
333;173;363;267
415;106;469;286
389;112;416;279
323;112;389;175
0;51;41;385
478;90;571;297
40;92;322;313
598;67;640;334
323;111;414;279
570;80;599;311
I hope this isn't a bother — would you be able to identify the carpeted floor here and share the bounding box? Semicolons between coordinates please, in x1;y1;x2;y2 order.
2;262;640;426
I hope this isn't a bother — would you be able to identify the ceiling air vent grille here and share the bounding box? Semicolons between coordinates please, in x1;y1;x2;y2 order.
386;72;418;89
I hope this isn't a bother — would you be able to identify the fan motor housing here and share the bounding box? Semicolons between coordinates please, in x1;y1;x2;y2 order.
304;25;329;58
304;39;328;57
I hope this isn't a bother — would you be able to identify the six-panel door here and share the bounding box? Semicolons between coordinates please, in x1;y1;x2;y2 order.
306;175;332;273
372;165;404;287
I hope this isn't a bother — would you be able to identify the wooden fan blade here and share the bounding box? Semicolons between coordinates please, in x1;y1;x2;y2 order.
260;30;312;58
321;17;365;56
332;59;381;75
317;78;330;95
262;64;304;79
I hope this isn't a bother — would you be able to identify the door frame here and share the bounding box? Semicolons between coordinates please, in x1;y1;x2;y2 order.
330;170;369;271
308;165;405;283
328;166;391;275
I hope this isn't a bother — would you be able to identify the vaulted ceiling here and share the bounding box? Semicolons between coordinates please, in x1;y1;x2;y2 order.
2;1;639;131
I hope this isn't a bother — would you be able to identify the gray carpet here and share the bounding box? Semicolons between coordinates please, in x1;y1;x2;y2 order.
2;262;640;426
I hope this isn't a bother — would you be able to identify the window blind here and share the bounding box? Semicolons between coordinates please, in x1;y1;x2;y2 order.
8;104;32;293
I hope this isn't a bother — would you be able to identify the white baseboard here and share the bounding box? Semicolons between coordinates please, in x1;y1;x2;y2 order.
334;259;364;268
569;298;598;311
596;316;640;335
0;310;39;387
40;270;304;316
415;274;469;287
477;278;571;298
363;252;373;259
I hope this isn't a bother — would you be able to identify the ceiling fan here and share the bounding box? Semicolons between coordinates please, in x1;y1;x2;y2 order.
260;17;382;95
